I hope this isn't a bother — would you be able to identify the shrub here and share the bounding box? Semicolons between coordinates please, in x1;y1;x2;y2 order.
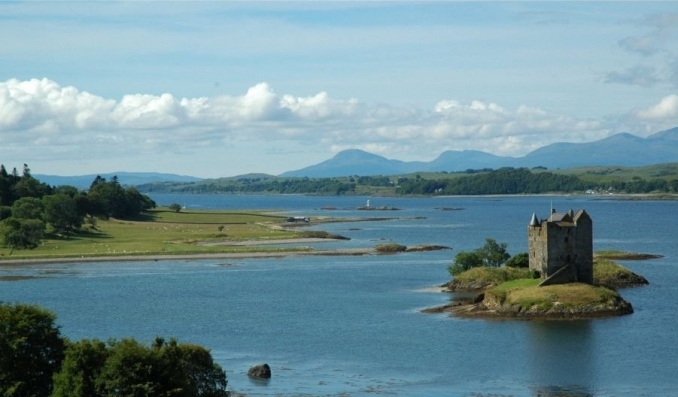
505;252;529;268
375;243;407;253
448;251;483;276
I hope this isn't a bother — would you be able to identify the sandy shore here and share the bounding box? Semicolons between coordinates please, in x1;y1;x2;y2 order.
0;237;375;266
198;237;341;246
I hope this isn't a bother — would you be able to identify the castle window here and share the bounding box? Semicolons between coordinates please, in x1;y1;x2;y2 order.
564;237;569;243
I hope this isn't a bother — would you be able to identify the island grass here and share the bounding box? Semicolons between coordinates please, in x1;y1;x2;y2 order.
0;208;308;260
594;250;662;260
487;282;620;311
453;267;534;285
593;258;633;284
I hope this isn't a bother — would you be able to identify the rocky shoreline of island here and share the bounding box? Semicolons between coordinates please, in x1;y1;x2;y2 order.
424;284;635;320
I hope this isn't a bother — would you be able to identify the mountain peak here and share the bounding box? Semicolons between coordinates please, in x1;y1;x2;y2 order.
279;127;678;177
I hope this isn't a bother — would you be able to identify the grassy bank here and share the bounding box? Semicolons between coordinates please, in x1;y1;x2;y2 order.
593;258;649;287
482;281;631;318
594;250;663;260
0;208;312;261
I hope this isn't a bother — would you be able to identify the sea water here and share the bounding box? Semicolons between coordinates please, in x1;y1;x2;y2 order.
1;195;677;396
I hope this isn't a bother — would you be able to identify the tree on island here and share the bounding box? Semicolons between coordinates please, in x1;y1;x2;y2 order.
505;252;529;268
448;238;512;276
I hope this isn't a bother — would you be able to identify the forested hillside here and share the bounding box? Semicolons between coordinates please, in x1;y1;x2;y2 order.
137;165;678;196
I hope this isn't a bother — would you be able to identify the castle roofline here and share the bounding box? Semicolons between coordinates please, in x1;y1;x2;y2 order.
547;212;573;223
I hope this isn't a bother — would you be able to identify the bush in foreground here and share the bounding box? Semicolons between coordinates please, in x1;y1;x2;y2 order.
0;302;65;396
0;302;228;397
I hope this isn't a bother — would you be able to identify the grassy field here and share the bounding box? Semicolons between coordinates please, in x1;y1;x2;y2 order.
486;281;621;311
0;208;309;261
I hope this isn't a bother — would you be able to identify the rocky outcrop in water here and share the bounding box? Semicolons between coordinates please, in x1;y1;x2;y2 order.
248;363;271;379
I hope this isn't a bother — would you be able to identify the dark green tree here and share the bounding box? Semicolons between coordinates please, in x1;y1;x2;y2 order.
0;217;46;254
477;238;510;267
88;176;127;219
169;203;183;213
86;177;155;219
96;338;160;396
53;185;80;198
12;174;51;199
43;194;83;234
52;339;109;397
0;167;13;206
505;252;530;268
448;250;483;276
11;197;45;220
0;206;11;221
54;337;229;397
0;303;65;396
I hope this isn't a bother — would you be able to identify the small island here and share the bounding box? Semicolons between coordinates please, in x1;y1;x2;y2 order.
426;208;652;320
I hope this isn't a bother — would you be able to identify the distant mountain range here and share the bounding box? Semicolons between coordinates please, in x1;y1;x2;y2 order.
280;127;678;177
35;172;202;189
33;127;678;186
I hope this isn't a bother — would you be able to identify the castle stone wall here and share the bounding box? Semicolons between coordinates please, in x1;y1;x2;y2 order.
527;209;593;285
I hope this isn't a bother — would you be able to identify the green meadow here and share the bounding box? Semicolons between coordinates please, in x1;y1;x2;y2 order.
0;208;308;261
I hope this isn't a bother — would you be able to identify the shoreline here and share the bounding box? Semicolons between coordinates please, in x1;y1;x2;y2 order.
0;238;378;267
0;243;375;266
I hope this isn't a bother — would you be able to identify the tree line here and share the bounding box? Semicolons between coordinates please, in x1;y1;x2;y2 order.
0;164;155;253
138;167;678;196
396;168;589;195
0;302;228;396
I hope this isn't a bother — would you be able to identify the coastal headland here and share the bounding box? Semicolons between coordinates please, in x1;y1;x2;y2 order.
0;207;434;266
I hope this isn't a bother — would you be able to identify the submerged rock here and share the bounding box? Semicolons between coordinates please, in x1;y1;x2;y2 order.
248;363;272;379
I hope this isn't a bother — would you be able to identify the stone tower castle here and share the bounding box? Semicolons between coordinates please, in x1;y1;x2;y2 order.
527;208;593;285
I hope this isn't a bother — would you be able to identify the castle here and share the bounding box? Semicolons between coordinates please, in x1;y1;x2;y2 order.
527;208;593;286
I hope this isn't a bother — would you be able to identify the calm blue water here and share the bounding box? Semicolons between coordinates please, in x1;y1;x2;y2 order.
2;195;677;396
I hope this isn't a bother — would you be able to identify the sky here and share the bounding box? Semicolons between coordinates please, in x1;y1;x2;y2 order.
1;1;678;178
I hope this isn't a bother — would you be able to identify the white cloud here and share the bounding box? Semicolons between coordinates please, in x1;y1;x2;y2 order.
636;95;678;120
1;77;675;176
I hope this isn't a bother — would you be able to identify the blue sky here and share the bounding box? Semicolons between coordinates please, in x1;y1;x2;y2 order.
1;1;677;178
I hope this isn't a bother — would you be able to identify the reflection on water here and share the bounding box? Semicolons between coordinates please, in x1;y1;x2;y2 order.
531;385;594;397
529;321;595;396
